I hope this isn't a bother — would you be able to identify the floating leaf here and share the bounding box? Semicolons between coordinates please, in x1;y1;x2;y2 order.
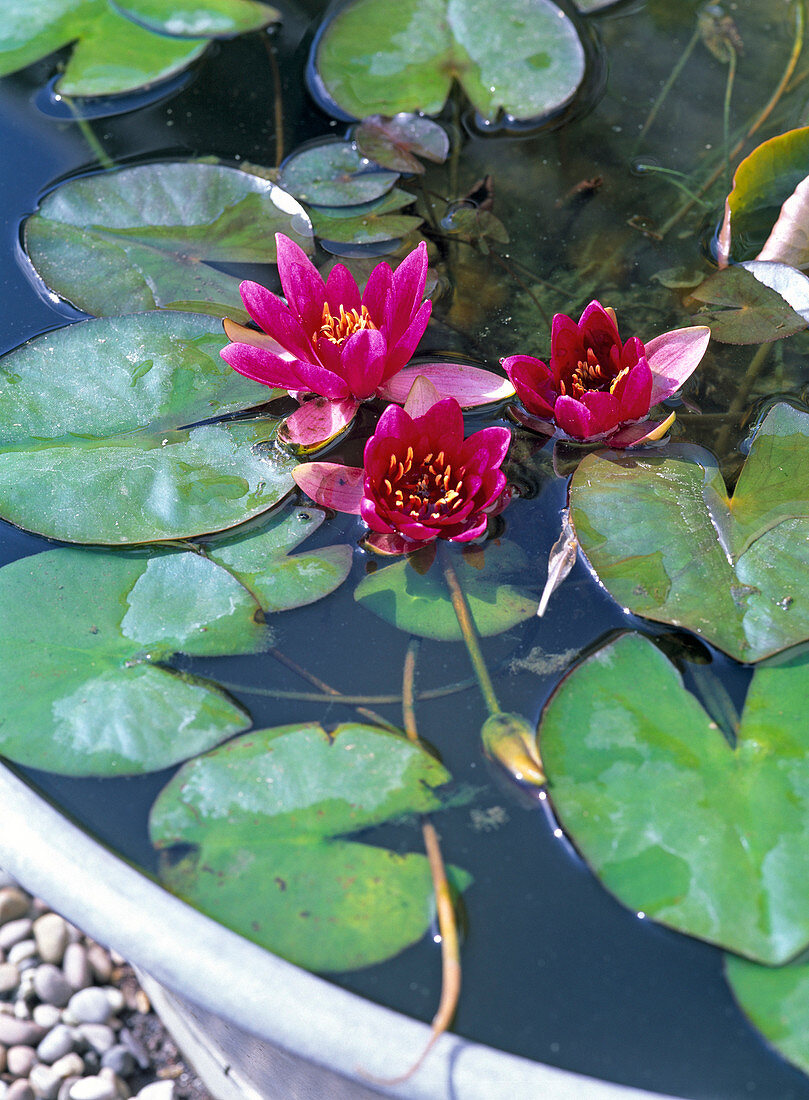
354;114;450;173
725;954;809;1076
0;0;278;97
24;162;313;320
0;313;296;544
689;262;809;343
278;141;399;207
0;548;261;776
542;632;809;964
310;210;423;246
718;126;809;266
354;540;537;640
570;402;809;662
311;0;586;127
150;723;471;971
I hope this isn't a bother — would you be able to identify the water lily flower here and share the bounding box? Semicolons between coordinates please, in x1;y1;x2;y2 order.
222;234;513;450
501;301;710;447
292;378;511;555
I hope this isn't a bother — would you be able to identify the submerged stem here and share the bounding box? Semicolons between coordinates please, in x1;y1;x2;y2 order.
61;97;115;171
268;645;396;729
723;48;737;189
438;543;501;717
714;342;772;455
263;32;285;168
633;25;701;153
489;250;552;328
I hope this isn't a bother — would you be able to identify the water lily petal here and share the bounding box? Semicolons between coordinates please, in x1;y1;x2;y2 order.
223;318;291;358
381;363;515;407
293;460;365;513
390;240;429;330
460;427;512;472
364;530;424;555
325;262;362;315
275;232;327;332
550;313;584;375
221;343;349;399
609;412;676;448
239;281;315;361
381;299;433;382
502;354;556;418
339;328;388;398
508;405;555;436
402;375;441;418
646;326;711;404
279;396;359;449
580;390;622;435
417;395;465;445
361;260;393;322
579;300;621;359
610;359;653;422
554;395;593;439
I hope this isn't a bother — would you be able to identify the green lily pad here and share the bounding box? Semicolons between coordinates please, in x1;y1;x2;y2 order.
725;953;809;1076
150;722;471;971
354;115;450;173
354;541;538;641
569;402;809;662
311;0;586;126
0;0;278;98
24;162;313;320
0;547;260;776
718;126;809;266
310;209;423;246
278;141;399;207
542;632;809;964
0;312;296;544
689;264;808;344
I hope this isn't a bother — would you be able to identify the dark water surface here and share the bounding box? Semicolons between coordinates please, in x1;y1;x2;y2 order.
3;1;809;1096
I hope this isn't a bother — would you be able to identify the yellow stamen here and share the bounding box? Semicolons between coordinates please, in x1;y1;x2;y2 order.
316;303;376;347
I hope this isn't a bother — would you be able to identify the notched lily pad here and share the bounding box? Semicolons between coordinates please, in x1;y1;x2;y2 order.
570;402;809;662
725;953;809;1077
310;0;586;127
0;312;296;544
354;540;538;640
354;114;450;173
689;263;807;343
278;141;399;207
24;162;313;320
0;0;279;97
150;722;471;971
542;632;809;964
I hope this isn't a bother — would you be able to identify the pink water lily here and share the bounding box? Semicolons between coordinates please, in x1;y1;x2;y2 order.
221;234;512;450
501;301;710;447
292;378;511;555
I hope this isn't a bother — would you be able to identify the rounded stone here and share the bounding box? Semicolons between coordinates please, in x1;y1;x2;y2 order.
101;989;124;1017
36;1024;75;1065
14;999;32;1019
67;1077;117;1100
57;1082;80;1100
66;990;111;1027
32;1006;61;1030
0;1016;46;1046
133;1083;174;1100
29;1062;60;1100
6;1043;37;1076
98;1070;129;1100
100;1046;134;1079
7;941;36;967
0;921;33;952
50;1052;84;1080
6;1081;35;1100
33;967;73;1010
75;1023;115;1056
61;947;90;994
0;1041;6;1072
84;948;111;987
32;918;68;968
0;889;30;927
0;962;19;995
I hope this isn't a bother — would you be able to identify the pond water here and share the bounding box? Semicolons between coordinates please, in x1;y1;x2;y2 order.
3;0;809;1097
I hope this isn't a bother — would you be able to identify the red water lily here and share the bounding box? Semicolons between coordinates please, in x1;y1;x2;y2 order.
502;301;710;447
221;234;512;450
292;378;511;555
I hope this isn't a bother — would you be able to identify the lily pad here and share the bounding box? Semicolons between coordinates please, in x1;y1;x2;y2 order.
354;540;538;640
717;126;809;267
569;402;809;662
542;632;809;964
725;953;809;1076
24;162;313;320
278;141;399;207
0;0;279;98
310;209;423;246
0;312;296;544
150;722;471;971
689;263;808;343
354;114;450;173
310;0;586;126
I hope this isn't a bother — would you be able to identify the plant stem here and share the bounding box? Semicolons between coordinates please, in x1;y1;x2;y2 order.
489;250;552;328
723;47;737;190
263;32;285;168
214;676;479;705
61;97;115;171
438;544;501;717
713;342;773;455
632;25;701;153
633;164;710;208
268;645;396;729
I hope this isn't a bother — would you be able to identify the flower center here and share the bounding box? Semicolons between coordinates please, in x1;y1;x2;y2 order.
316;303;376;347
381;447;466;523
558;348;629;401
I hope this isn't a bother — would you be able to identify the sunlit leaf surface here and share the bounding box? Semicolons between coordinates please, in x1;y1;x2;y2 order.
542;632;809;964
150;723;471;971
0;313;296;544
689;264;808;343
725;953;809;1076
311;0;585;125
570;403;809;662
278;141;399;206
0;0;279;97
25;162;313;320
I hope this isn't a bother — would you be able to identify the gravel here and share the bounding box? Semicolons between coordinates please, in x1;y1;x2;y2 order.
0;876;211;1100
